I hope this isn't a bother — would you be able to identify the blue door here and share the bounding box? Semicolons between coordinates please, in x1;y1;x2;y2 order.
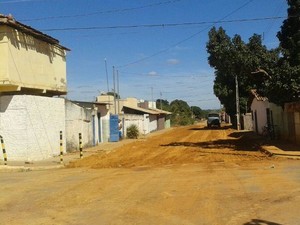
110;114;119;142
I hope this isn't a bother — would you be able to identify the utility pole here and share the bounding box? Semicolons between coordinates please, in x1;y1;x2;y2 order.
104;58;110;109
151;87;154;109
160;91;162;111
113;66;117;114
117;70;120;114
235;75;241;130
104;58;109;92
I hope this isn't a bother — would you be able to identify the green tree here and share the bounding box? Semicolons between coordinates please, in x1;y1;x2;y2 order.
170;99;194;126
103;91;120;99
206;27;279;117
271;0;300;105
191;106;204;119
156;99;170;111
277;0;300;66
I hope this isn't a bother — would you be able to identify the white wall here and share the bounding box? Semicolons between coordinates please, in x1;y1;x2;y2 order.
0;95;65;161
65;101;97;151
149;114;158;132
251;99;268;134
121;114;149;137
97;105;110;142
251;99;283;135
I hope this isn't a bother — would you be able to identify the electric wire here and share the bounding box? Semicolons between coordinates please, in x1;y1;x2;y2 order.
19;0;183;22
1;0;49;3
263;1;286;40
116;0;255;68
41;16;285;32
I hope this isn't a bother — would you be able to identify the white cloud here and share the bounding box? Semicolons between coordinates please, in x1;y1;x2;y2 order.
167;58;180;65
148;71;159;76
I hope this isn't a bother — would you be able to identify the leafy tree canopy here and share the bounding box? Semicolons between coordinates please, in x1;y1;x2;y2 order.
207;1;300;110
170;99;194;126
272;0;300;105
156;99;171;111
206;27;279;116
191;106;204;119
102;91;120;99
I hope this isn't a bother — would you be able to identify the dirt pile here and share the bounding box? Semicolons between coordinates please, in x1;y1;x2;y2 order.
68;124;273;169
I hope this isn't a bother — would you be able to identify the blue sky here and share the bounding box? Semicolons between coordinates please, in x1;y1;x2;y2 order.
1;0;287;109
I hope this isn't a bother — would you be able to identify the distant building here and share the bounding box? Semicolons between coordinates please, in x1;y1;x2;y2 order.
96;94;171;137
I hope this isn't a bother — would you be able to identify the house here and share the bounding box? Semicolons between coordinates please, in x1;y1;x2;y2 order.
65;100;110;152
250;89;283;136
284;102;300;144
0;14;69;161
0;14;69;94
96;94;171;137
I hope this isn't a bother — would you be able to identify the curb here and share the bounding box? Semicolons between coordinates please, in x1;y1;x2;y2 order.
0;164;65;172
260;146;300;160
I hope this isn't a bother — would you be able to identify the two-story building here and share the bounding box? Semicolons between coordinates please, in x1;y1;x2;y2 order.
0;14;69;161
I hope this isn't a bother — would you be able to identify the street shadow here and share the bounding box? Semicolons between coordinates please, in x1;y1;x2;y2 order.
161;131;263;152
189;124;233;131
263;139;300;151
243;219;282;225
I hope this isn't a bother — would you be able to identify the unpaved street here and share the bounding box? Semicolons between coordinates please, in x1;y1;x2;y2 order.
1;124;300;225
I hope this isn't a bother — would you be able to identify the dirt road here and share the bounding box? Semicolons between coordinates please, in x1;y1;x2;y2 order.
1;124;300;225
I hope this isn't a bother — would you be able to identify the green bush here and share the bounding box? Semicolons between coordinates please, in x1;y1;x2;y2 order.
126;124;139;139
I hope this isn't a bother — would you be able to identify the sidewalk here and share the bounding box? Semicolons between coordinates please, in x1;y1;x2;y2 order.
0;138;137;172
260;141;300;160
0;128;173;171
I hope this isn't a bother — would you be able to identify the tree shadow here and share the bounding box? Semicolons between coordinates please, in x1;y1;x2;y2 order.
161;131;264;152
243;219;282;225
189;125;233;131
263;139;300;151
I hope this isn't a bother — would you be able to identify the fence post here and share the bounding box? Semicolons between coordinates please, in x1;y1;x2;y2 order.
79;133;83;159
60;131;63;164
0;135;7;165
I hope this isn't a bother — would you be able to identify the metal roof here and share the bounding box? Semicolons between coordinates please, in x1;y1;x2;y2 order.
0;14;70;51
123;105;172;115
250;89;268;102
123;105;160;115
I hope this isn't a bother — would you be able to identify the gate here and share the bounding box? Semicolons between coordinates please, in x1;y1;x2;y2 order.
110;114;119;142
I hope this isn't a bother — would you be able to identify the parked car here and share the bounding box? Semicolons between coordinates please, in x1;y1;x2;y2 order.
207;113;221;128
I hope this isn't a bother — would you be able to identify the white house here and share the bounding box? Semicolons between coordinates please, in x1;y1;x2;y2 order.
65;100;110;152
0;14;69;161
250;89;283;135
0;95;65;161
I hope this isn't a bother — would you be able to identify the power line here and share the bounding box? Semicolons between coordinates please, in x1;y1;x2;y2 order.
263;1;286;40
116;0;256;68
119;71;214;78
41;16;285;32
20;0;183;22
1;0;49;3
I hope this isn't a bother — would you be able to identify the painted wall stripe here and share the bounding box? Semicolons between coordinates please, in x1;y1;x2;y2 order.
60;131;63;164
0;136;7;165
79;133;83;159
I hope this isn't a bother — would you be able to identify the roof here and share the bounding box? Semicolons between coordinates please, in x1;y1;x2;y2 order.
0;14;70;51
68;100;109;108
123;105;172;115
123;105;160;115
152;108;172;115
250;89;268;102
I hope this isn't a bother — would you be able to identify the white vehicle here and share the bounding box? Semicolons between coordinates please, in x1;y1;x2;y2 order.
207;113;221;128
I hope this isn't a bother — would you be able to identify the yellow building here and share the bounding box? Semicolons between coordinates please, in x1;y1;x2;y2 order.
0;14;69;95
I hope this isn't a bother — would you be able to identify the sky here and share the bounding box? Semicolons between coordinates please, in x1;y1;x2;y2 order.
1;0;287;109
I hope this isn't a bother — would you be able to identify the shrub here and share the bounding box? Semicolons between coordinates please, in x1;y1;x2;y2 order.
126;124;139;139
